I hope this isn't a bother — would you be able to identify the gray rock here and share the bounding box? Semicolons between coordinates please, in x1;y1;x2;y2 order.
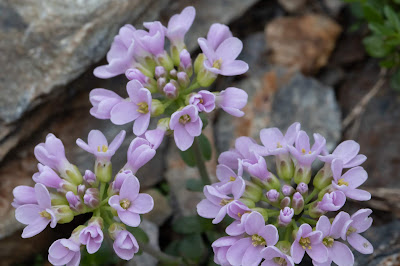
143;189;172;226
271;72;342;152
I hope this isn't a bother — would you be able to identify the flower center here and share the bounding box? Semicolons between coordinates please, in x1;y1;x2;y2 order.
276;142;282;148
273;257;287;266
219;199;233;206
179;114;191;124
137;102;149;114
229;176;236;182
251;234;267;247
120;199;131;209
299;237;312;250
237;210;251;218
346;226;357;236
338;178;349;186
212;58;223;69
322;237;334;248
199;98;204;104
39;210;52;220
97;145;108;152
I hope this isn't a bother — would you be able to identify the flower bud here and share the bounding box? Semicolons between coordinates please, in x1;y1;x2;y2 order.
266;189;279;202
197;68;217;87
179;49;193;76
155;66;166;79
163;82;178;99
83;170;98;187
296;182;308;195
126;68;149;83
64;164;83;186
308;201;325;218
275;153;294;182
53;205;74;224
280;196;291;209
95;161;112;183
59;180;78;194
84;188;100;208
110;170;133;195
313;163;333;190
293;165;312;185
177;71;190;88
292;192;304;215
157;77;167;91
282;185;295;196
251;208;269;222
278;207;294;227
242;181;263;202
66;191;83;212
318;191;346;212
150;99;165;116
77;184;86;197
194;53;205;75
157;52;174;71
169;69;177;79
239;198;256;208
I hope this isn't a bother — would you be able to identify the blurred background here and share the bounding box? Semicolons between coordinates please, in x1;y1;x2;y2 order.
1;0;399;265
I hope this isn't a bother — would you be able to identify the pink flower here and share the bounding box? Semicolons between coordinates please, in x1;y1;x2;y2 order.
110;80;152;136
214;164;245;199
319;140;366;168
109;176;154;227
12;185;37;208
166;6;196;50
218;136;257;170
261;246;294;266
89;89;124;119
124;137;156;173
212;236;241;265
15;184;57;238
198;37;248;76
189;90;216;113
135;21;166;56
170;105;202;151
93;25;136;79
79;219;104;254
331;159;371;201
318;190;346;212
226;212;279;266
290;224;328;264
206;23;233;50
34;133;69;172
76;130;126;162
32;163;64;189
278;207;294;226
288;130;326;167
216;87;248;117
144;127;166;150
48;238;81;266
113;230;139;260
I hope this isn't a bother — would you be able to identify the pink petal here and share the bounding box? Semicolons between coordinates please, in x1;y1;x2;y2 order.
35;183;51;209
21;218;49;238
244;211;265;235
260;128;284;151
290;241;305;264
342;167;367;188
173;125;194;151
347;233;373;254
330;241;354;266
130;193;154;214
120;176;140;200
118;210;141;227
306;243;328;263
110;102;140;125
226;238;252;265
259;224;279;246
184;118;202;136
216;37;243;62
216;164;237;182
87;130;108;150
15;204;42;224
345;189;371;201
197;199;220;219
220;60;249;76
242;245;263;266
316;216;331;238
109;130;126;152
133;113;150;136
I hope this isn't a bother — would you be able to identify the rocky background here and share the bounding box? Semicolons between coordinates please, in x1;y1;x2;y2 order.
0;0;399;265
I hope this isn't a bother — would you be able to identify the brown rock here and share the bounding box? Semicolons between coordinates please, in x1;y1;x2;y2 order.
265;14;342;74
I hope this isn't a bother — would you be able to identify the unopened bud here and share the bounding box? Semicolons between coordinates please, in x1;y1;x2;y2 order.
179;49;193;76
50;192;69;206
83;170;98;187
157;52;174;71
157;77;167;91
84;188;100;208
177;72;190;88
66;191;83;212
280;196;291;209
155;66;166;79
293;165;312;185
77;184;86;197
242;181;263;202
169;69;177;79
282;185;295;196
239;198;256;209
266;189;279;203
278;207;294;227
163;82;178;99
296;182;308;195
292;192;304;215
313;163;333;190
275;153;294;182
197;68;217;87
63;164;83;185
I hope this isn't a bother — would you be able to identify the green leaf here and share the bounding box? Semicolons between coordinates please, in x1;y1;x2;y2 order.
380;58;397;68
172;215;212;234
363;35;391;57
80;239;119;265
186;178;204;192
179;147;196;167
369;22;395;35
390;69;400;91
205;230;224;243
384;5;400;32
178;234;206;261
165;240;180;256
198;134;212;161
127;226;149;244
363;4;384;23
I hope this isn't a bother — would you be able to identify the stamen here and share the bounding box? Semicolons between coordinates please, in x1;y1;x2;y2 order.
212;58;223;69
251;234;267;247
219;199;233;206
273;257;287;266
299;237;312;250
137;102;149;114
338;178;349;186
39;210;52;220
346;226;357;236
276;142;283;148
229;176;236;182
97;145;108;152
179;114;191;124
322;237;334;248
301;148;306;154
120;199;131;209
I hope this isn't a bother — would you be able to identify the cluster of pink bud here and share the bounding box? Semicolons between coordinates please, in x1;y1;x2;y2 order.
197;122;373;265
13;130;156;265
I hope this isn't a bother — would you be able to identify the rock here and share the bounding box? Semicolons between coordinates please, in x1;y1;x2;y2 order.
142;189;172;226
271;72;342;152
353;220;400;265
265;14;342;74
339;61;400;189
277;0;307;13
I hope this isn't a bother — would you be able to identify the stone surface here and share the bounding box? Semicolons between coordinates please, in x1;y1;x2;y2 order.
339;61;400;189
143;189;172;226
265;14;342;74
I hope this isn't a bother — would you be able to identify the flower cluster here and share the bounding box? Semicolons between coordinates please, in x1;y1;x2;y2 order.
90;6;249;151
13;130;157;265
197;122;373;265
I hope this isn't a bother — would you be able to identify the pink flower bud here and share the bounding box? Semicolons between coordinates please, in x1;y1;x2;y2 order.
282;185;295;196
278;207;294;226
266;189;279;202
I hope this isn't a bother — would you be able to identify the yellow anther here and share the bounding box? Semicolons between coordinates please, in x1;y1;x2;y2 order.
301;148;306;154
97;145;108;152
299;237;312;250
251;234;267;247
322;237;334;248
346;226;357;236
219;199;233;206
120;199;131;209
212;58;223;69
137;102;149;114
338;178;349;186
179;114;191;124
40;210;52;220
229;176;236;182
276;142;283;148
308;151;312;154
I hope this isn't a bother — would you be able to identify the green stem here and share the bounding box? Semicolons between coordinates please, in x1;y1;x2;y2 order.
100;197;110;207
192;137;211;185
266;210;280;217
182;81;200;94
300;217;317;226
304;189;319;204
99;182;107;201
138;240;183;265
284;222;293;241
102;211;114;225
